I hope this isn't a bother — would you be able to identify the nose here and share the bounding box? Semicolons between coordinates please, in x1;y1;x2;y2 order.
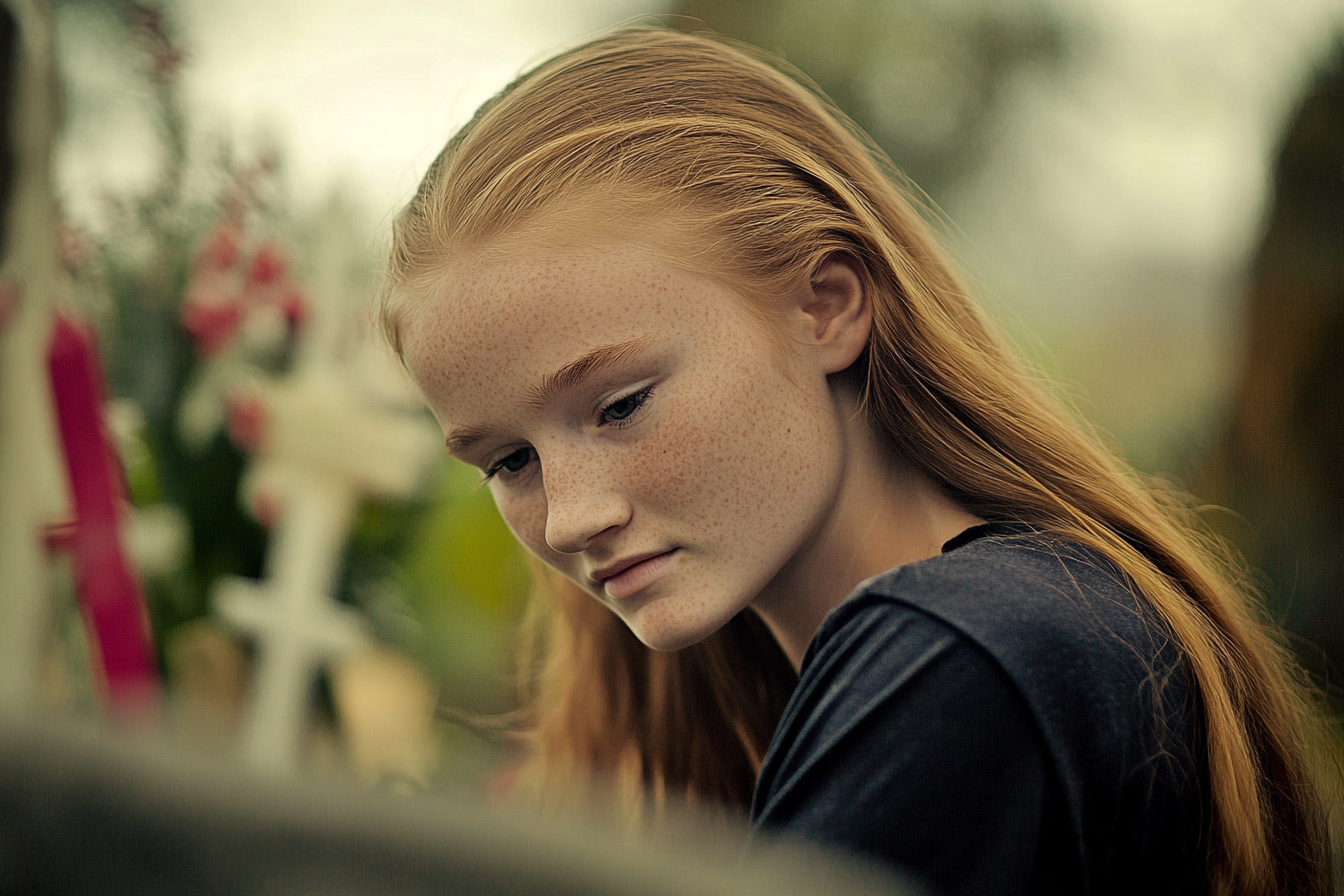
541;446;632;554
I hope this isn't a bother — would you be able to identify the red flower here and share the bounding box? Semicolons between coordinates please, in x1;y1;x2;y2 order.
246;242;286;286
281;287;308;328
183;221;305;358
182;297;242;357
249;489;282;529
225;392;268;451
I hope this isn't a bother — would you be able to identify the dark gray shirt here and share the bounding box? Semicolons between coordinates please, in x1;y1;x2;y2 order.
751;524;1207;895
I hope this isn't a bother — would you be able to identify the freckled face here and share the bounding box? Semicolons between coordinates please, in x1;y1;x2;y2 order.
400;235;848;651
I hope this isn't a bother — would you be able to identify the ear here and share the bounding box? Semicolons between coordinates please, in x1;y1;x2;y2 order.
798;251;871;375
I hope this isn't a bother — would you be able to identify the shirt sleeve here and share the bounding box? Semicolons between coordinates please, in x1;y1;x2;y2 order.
750;602;1051;896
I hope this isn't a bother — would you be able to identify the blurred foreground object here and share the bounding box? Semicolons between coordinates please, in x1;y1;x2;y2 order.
1194;44;1344;686
0;720;918;896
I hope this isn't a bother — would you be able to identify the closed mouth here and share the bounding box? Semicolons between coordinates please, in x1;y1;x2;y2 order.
592;549;680;600
592;549;675;585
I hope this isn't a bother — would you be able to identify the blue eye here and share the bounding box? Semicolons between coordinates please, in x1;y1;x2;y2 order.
600;387;653;426
484;446;535;481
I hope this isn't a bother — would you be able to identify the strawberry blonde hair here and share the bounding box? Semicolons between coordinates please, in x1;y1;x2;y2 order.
381;25;1332;893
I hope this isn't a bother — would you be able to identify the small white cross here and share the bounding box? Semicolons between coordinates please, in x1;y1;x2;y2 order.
216;368;440;774
215;462;367;774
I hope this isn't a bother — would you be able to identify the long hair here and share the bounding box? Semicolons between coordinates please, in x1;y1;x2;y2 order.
381;25;1332;894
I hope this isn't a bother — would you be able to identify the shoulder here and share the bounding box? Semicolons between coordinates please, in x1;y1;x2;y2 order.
850;525;1152;658
753;526;1208;892
833;527;1196;768
753;596;1053;894
755;596;1039;808
841;528;1191;735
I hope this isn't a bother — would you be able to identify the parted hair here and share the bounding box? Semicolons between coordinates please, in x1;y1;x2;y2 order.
382;25;1332;895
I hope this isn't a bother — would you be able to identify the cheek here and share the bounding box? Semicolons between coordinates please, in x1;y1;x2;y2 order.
638;359;834;534
491;487;552;560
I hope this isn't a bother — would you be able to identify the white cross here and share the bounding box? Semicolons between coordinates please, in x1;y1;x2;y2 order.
216;370;440;774
214;458;368;774
215;194;440;774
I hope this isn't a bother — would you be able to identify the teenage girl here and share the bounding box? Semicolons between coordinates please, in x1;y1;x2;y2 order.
380;26;1331;896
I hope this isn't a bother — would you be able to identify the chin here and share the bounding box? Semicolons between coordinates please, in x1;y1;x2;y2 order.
620;596;742;652
630;627;711;653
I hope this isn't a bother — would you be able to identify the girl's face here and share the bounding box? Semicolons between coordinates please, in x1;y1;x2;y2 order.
400;228;854;651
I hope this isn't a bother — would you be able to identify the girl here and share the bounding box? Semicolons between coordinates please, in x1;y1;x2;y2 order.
379;25;1331;896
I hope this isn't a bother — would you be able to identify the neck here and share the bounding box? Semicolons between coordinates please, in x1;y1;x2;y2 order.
750;392;982;670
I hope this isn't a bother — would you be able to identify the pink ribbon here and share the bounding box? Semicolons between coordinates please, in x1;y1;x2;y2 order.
47;313;159;715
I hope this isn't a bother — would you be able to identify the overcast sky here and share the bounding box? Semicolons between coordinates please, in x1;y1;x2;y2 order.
54;0;1342;286
952;0;1341;299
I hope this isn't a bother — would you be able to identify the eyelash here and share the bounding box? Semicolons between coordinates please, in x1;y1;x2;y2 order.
482;385;656;482
482;446;535;483
598;385;655;428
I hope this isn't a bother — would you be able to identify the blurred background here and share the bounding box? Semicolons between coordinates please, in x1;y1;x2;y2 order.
4;0;1342;791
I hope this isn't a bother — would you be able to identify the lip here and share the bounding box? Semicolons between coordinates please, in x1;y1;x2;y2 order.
593;549;679;601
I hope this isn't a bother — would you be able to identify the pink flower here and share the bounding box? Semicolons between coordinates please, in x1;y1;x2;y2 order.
249;489;282;529
59;223;93;274
225;392;268;451
182;298;242;358
246;242;286;286
281;287;307;328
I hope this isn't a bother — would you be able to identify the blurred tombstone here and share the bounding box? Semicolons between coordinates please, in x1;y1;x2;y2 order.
164;618;249;750
0;720;922;896
330;646;438;788
1194;44;1344;686
212;196;441;775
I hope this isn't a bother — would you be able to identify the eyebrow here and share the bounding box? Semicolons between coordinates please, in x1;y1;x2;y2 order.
443;423;496;457
525;335;654;409
442;335;654;457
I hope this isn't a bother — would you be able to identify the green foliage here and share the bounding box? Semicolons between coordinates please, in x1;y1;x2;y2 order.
395;459;530;709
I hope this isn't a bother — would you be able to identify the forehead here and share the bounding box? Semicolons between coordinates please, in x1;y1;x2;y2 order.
399;238;736;411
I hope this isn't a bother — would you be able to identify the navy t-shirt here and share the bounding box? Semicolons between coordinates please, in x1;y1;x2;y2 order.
750;524;1208;896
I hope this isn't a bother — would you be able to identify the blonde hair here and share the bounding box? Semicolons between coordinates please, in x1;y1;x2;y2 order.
382;25;1331;894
